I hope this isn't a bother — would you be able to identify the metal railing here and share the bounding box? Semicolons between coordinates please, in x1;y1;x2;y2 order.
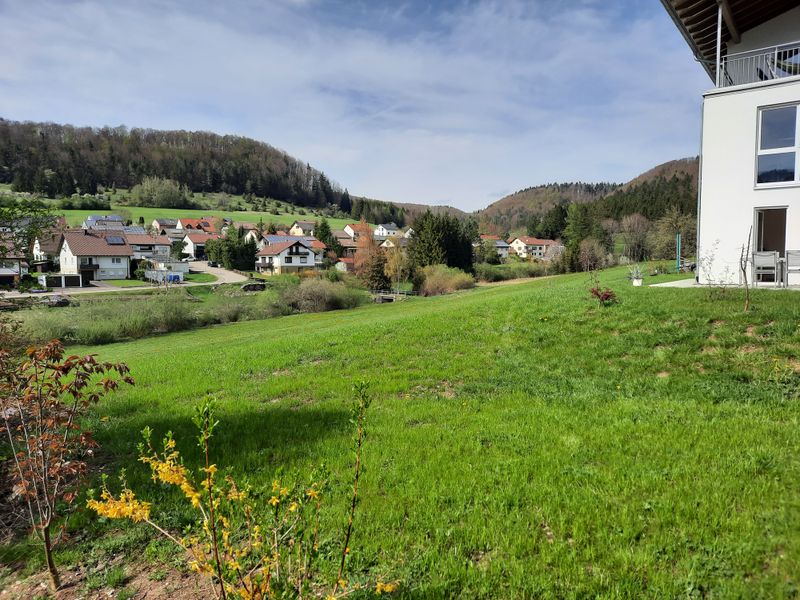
719;40;800;88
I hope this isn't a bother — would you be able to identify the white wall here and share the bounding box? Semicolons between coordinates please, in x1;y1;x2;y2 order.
699;78;800;284
728;7;800;55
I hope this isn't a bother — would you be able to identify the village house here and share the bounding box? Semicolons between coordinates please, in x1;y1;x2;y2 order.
151;218;178;232
125;234;172;261
176;217;220;233
82;215;124;230
58;230;132;282
380;236;409;249
375;222;399;237
288;220;316;236
403;227;415;238
509;236;556;259
182;232;222;259
662;0;800;285
476;235;510;259
344;223;372;239
255;240;323;275
0;235;27;286
32;229;64;272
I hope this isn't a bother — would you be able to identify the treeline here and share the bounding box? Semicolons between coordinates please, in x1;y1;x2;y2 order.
592;174;696;220
0;119;404;224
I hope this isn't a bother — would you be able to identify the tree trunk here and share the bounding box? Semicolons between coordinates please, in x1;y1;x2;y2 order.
43;524;61;593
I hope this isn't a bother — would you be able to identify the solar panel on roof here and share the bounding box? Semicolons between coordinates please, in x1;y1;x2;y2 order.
106;236;125;245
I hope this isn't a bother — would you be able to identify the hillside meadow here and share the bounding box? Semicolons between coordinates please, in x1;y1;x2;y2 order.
3;268;800;597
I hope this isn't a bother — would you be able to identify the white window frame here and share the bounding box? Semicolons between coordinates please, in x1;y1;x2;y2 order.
756;103;800;188
112;257;122;264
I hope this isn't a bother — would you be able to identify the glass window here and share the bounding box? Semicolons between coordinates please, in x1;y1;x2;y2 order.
760;107;796;150
757;105;799;185
758;153;796;183
285;256;292;264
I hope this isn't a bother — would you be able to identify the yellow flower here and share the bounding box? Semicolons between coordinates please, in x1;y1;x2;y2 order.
288;501;299;512
376;582;398;594
272;479;280;492
306;487;320;500
279;486;289;497
268;495;280;507
87;488;151;522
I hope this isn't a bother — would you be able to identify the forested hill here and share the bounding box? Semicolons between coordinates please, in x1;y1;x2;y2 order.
476;182;620;235
0;118;406;224
476;157;699;236
592;158;698;221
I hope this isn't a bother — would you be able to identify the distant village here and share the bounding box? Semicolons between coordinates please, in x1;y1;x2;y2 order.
0;213;562;290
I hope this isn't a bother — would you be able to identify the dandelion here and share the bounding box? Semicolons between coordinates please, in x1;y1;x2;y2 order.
307;487;320;500
269;495;280;507
289;501;299;512
376;581;398;594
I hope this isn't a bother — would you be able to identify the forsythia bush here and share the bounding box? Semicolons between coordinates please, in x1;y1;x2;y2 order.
88;384;396;599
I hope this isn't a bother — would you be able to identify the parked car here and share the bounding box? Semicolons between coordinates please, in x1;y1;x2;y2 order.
181;256;193;262
207;260;218;267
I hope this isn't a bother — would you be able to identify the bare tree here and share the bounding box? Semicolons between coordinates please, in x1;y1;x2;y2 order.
620;213;650;262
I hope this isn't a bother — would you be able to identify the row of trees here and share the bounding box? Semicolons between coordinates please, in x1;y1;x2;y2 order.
0;120;346;210
0;119;410;225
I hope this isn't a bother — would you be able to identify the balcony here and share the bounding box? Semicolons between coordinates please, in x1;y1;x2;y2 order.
719;41;800;88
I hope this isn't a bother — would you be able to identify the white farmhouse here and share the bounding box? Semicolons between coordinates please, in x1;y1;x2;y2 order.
663;1;800;285
288;220;316;236
182;233;222;259
375;222;399;237
509;236;555;259
58;230;132;282
255;240;322;275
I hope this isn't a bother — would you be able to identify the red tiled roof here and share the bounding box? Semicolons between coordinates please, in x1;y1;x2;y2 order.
515;236;556;246
125;234;171;245
309;240;326;250
256;241;300;257
179;218;219;232
338;257;354;264
62;231;133;257
185;233;221;244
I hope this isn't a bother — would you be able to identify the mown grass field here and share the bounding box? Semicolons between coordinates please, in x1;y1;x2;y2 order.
5;268;800;597
58;204;355;231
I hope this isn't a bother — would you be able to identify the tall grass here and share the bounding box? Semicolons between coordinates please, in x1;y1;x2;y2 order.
475;261;547;282
18;277;369;345
417;264;475;296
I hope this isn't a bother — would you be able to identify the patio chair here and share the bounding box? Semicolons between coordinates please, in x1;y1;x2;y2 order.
752;251;779;287
786;250;800;285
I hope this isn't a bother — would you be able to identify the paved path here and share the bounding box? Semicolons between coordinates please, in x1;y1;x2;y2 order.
6;261;248;299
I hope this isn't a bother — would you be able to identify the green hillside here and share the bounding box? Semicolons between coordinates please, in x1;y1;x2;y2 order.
7;269;796;597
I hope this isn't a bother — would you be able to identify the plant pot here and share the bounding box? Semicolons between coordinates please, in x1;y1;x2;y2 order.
632;278;643;287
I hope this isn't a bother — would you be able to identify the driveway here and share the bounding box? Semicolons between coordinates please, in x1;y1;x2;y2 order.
6;261;249;299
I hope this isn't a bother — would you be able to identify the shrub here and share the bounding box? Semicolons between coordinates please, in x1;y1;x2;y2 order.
417;264;475;297
88;388;383;599
474;262;546;282
281;279;369;313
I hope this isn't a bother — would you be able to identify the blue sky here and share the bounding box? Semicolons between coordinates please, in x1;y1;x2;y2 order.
0;0;710;210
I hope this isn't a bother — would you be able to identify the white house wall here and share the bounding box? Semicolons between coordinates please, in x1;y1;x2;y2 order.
699;78;800;284
727;7;800;55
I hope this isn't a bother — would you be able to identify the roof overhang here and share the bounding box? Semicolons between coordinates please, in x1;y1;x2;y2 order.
661;0;800;81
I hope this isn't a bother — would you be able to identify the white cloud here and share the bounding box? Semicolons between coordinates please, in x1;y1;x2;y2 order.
0;0;709;210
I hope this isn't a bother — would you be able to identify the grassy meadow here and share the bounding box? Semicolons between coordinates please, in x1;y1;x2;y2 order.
58;204;356;231
4;268;800;597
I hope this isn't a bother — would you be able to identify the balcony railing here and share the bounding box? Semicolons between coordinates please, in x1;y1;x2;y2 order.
719;41;800;88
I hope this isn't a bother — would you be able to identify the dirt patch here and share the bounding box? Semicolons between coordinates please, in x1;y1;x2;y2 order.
745;325;757;337
2;562;210;600
271;368;292;377
702;347;718;355
739;345;760;354
656;371;670;378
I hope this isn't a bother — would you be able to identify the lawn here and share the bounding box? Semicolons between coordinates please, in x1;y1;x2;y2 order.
183;272;218;283
5;268;800;597
58;203;356;231
102;279;151;288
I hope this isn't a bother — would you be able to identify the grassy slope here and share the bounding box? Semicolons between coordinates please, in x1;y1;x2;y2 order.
59;270;800;596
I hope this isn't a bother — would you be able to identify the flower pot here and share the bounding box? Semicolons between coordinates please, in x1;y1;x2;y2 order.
632;278;643;287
